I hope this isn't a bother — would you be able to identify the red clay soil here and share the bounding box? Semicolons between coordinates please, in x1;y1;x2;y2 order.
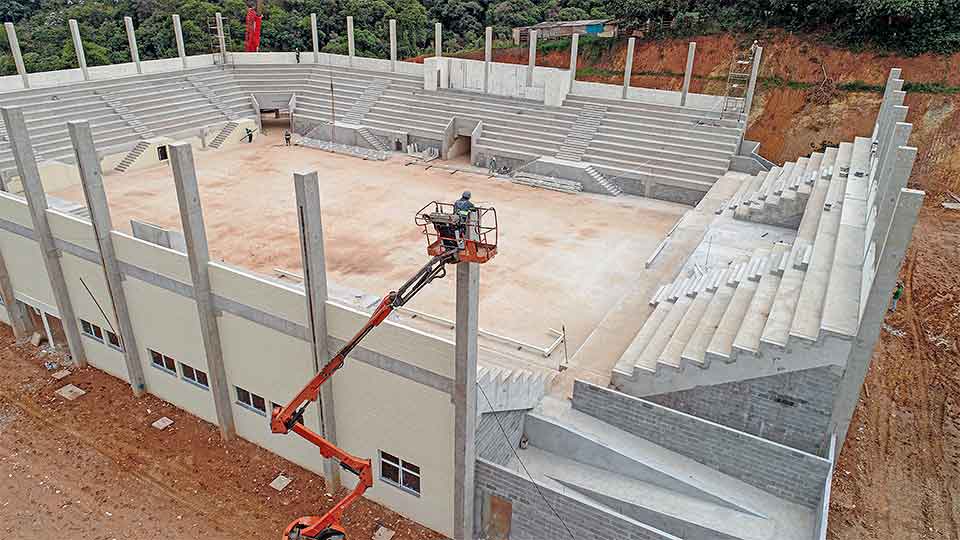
0;326;444;540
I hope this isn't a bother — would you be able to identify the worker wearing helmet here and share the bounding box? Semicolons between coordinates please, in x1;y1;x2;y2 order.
452;191;476;249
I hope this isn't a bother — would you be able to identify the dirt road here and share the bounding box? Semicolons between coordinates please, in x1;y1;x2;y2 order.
0;327;443;540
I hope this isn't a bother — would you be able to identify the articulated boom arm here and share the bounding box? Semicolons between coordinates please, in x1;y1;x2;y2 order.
270;249;457;539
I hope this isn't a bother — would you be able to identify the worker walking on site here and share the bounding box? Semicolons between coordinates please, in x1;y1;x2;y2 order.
890;281;905;312
284;129;292;146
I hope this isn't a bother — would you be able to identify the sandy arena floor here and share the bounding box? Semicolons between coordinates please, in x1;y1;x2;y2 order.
53;121;686;353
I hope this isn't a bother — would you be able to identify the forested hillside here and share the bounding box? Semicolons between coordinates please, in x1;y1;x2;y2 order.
2;0;959;77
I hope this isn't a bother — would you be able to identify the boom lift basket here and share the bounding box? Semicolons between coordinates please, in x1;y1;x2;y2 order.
416;201;498;263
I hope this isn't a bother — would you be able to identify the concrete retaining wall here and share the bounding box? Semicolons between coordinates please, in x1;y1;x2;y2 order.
476;410;525;466
475;458;678;540
572;380;832;508
571;80;723;110
645;365;841;456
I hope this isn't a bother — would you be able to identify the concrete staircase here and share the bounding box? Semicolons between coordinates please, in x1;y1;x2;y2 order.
476;365;556;415
511;172;583;194
209;121;239;149
342;77;389;125
356;127;389;152
555;103;606;162
188;75;240;121
612;137;873;395
99;91;154;138
114;140;151;173
584;165;622;196
516;397;814;540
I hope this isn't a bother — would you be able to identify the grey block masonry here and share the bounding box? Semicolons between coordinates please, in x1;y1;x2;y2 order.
572;380;831;508
476;410;525;466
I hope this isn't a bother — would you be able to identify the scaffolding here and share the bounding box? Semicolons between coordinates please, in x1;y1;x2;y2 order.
720;45;755;123
209;15;233;66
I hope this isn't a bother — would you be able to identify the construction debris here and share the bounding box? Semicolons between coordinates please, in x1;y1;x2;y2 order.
269;473;293;491
55;384;86;401
372;526;396;540
51;369;71;380
151;416;174;430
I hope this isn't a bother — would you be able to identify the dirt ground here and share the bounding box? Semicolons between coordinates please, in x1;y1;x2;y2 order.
0;325;443;540
51;121;686;353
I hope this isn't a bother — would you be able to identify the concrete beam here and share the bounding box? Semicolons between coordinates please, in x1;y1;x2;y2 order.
311;13;320;64
0;245;33;340
68;121;146;397
168;142;236;440
172;15;187;69
829;187;923;454
874;139;916;258
4;23;29;89
483;27;492;93
123;17;142;74
453;213;479;540
389;19;397;72
68;19;89;81
215;13;227;65
293;170;340;491
526;30;538;87
680;42;696;106
435;22;442;57
743;45;763;122
1;107;87;366
346;16;355;67
622;37;636;99
568;33;579;92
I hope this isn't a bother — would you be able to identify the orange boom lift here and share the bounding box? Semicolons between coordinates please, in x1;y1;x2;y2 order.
271;202;497;540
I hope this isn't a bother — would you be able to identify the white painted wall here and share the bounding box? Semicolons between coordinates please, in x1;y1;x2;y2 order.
0;54;215;93
572;79;724;110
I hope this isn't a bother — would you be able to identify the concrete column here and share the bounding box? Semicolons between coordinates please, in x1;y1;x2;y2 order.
742;46;763;122
168;142;236;440
4;23;29;89
172;15;188;69
680;42;696;106
877;90;905;164
124;17;142;74
311;13;320;63
568;33;579;92
389;19;397;72
0;107;87;366
483;26;492;93
292;170;341;491
526;29;538;87
874;129;914;251
68;19;89;81
453;212;479;540
874;68;902;141
215;12;227;65
0;246;33;340
435;22;442;57
345;16;355;67
68;121;146;397
622;37;636;99
829;187;923;454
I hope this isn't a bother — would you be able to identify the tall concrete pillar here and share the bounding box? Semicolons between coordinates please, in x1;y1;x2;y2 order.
874;68;902;141
742;46;763;122
68;19;89;81
0;246;33;340
483;26;492;93
874;124;913;250
435;22;442;57
311;13;320;63
453;213;479;540
622;37;636;99
568;33;579;92
346;16;355;67
168;142;236;441
526;29;538;87
67;121;146;397
680;42;696;106
172;15;188;69
124;16;142;74
215;12;227;65
1;107;87;366
4;23;30;89
293;170;341;491
389;19;397;72
829;185;923;454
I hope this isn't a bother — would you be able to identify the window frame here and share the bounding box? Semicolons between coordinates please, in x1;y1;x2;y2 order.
149;348;177;375
105;330;123;351
80;319;104;342
378;450;421;497
235;386;267;416
179;362;209;390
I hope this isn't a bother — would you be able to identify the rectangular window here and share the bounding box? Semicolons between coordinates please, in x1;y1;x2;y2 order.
180;363;209;389
236;386;267;415
379;451;421;496
157;145;169;161
149;349;177;374
80;319;104;342
106;330;123;351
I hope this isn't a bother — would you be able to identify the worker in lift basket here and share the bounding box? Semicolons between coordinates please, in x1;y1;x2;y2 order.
453;191;476;248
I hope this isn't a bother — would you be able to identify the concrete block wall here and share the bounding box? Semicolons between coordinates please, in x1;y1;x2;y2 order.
475;458;678;540
644;365;841;455
476;410;525;466
572;380;832;508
